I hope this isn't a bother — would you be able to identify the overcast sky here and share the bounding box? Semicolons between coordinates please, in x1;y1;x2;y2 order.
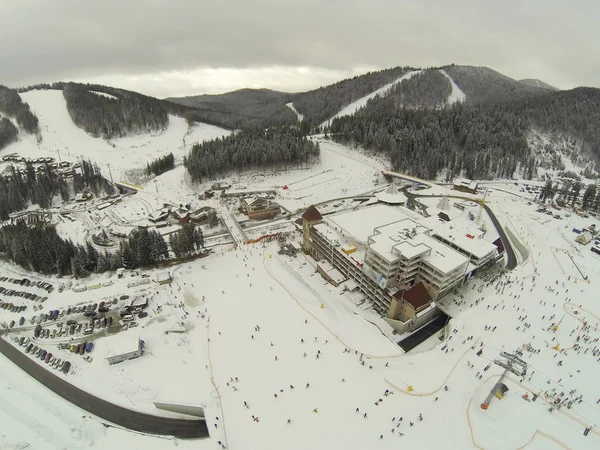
2;1;598;98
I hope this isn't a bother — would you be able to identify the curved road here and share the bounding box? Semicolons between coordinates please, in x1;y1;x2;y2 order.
0;336;208;439
401;188;517;270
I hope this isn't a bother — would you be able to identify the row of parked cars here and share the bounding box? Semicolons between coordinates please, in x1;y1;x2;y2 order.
58;341;94;362
13;336;71;374
0;276;54;293
0;286;48;302
1;302;27;313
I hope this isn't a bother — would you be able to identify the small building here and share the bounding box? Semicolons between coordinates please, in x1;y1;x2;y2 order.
129;296;149;309
240;196;280;220
105;335;142;365
375;183;407;205
189;206;214;224
452;179;478;195
575;231;593;246
171;208;190;223
388;282;433;322
148;209;169;223
157;272;173;285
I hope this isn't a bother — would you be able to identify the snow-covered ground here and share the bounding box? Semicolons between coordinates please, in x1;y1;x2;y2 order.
0;90;229;182
440;69;466;104
3;181;600;448
320;70;422;128
1;102;600;448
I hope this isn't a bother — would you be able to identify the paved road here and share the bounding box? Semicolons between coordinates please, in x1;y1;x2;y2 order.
401;188;517;270
482;204;517;270
0;337;208;439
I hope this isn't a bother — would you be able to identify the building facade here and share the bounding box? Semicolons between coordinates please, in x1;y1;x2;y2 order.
302;204;497;319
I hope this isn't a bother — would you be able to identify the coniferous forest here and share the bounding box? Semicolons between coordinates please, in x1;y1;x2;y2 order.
146;153;175;177
184;127;320;182
0;159;113;220
0;220;174;277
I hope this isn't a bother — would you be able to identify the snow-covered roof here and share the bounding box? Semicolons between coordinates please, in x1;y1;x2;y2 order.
375;183;407;205
453;178;478;190
105;335;140;359
368;218;430;262
420;216;498;260
328;205;410;244
411;233;469;274
318;260;346;284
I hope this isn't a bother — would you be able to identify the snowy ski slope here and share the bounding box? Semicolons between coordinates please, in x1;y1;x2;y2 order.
320;70;422;127
0;90;229;182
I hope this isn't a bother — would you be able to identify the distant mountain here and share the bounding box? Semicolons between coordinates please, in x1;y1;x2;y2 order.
327;65;600;181
168;88;297;129
519;79;559;91
441;65;548;103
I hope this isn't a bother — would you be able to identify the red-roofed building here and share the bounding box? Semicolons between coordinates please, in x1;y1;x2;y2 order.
388;281;433;322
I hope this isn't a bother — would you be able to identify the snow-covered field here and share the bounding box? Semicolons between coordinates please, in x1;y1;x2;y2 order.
1;90;600;449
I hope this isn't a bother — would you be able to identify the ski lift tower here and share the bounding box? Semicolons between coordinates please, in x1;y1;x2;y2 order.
481;351;528;410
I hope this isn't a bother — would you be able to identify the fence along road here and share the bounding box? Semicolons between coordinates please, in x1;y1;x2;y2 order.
0;336;208;439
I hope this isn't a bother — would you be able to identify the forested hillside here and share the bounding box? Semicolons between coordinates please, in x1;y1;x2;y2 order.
0;159;113;220
442;65;546;104
0;85;40;134
19;81;243;132
184;127;320;182
291;66;414;129
384;69;452;109
63;83;169;138
328;77;600;180
0;118;18;150
168;88;297;129
329;102;529;180
519;79;558;91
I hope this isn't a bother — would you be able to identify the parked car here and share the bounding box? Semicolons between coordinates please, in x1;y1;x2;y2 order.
85;342;94;353
79;344;85;355
44;328;50;338
76;323;83;332
69;325;75;335
45;353;52;363
40;350;47;360
83;355;93;363
107;317;113;327
129;321;138;328
26;344;33;353
51;329;56;338
9;320;15;328
122;314;133;322
62;361;71;374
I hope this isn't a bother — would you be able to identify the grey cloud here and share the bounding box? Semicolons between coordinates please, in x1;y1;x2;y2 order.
1;0;598;96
